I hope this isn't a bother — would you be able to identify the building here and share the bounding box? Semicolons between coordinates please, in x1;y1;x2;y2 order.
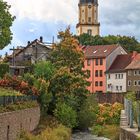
125;52;140;92
83;44;127;93
8;37;52;75
106;54;132;93
76;0;100;36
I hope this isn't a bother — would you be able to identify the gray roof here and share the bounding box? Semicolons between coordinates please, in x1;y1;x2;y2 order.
79;0;98;5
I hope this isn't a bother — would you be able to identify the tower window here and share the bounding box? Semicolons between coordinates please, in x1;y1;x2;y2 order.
88;17;91;23
87;29;92;35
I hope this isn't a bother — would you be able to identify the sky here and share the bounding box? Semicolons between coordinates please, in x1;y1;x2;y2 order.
1;0;140;56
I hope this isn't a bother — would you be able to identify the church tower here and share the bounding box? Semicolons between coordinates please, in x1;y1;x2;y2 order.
76;0;100;36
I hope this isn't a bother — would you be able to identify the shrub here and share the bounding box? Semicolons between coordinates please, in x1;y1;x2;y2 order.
0;63;9;78
18;125;71;140
23;73;35;86
54;102;77;128
78;95;98;130
92;125;104;136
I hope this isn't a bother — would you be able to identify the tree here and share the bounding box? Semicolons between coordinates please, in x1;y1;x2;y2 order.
0;1;15;49
34;61;55;81
77;34;140;53
49;28;90;112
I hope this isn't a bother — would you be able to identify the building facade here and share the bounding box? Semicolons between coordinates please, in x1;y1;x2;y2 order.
126;53;140;92
76;0;100;36
83;44;127;93
8;37;52;75
106;54;132;93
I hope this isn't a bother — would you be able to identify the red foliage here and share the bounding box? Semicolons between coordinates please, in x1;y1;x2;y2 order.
0;75;39;96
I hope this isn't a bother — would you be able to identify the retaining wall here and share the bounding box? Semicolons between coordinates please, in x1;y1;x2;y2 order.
120;110;140;140
0;107;40;140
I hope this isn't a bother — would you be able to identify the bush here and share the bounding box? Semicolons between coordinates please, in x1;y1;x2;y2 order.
18;125;71;140
92;125;104;136
78;95;98;130
0;63;9;78
54;102;77;128
23;73;35;86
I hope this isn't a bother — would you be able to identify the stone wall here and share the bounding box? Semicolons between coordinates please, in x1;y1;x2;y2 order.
95;92;125;104
120;110;140;140
0;107;40;140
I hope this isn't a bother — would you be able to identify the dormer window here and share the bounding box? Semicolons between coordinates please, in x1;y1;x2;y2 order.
93;50;97;54
104;50;107;53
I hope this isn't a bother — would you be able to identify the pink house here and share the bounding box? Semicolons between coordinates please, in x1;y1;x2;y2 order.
83;44;127;93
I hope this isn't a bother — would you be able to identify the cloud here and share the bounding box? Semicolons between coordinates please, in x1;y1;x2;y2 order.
5;0;78;25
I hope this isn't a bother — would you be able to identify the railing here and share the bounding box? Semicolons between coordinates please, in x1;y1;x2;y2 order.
0;95;37;106
124;98;140;131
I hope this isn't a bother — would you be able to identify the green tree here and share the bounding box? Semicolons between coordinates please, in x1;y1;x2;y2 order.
49;28;90;112
77;34;140;53
34;61;55;81
0;0;15;49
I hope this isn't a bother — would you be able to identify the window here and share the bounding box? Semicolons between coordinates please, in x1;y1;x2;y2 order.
118;74;121;79
121;74;123;79
99;70;103;77
100;81;103;87
120;86;122;91
134;71;137;76
115;74;118;79
100;59;103;65
88;17;91;22
108;74;110;79
134;81;137;86
138;81;140;86
116;86;119;91
128;80;131;86
95;81;98;87
87;29;92;35
87;59;91;66
95;59;98;65
128;71;131;76
95;70;98;77
87;70;91;77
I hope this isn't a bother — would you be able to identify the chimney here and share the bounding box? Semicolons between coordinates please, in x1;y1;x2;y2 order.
27;41;30;45
40;36;43;43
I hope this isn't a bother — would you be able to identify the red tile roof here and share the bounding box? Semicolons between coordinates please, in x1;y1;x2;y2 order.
107;54;133;73
84;44;119;59
125;54;140;70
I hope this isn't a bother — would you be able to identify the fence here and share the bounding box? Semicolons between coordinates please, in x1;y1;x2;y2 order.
0;95;37;106
124;98;140;130
95;92;125;104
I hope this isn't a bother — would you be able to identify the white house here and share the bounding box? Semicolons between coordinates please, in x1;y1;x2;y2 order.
106;54;132;93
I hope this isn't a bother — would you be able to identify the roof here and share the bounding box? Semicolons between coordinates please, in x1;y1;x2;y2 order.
79;0;98;5
125;54;140;70
84;44;119;59
106;54;133;73
8;39;52;59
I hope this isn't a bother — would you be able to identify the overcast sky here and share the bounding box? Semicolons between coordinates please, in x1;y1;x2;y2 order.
1;0;140;55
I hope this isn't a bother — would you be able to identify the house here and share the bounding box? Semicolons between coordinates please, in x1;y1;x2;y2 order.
8;37;52;75
83;44;127;93
125;52;140;92
106;54;132;93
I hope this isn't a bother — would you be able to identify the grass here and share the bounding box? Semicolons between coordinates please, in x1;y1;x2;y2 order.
0;101;38;113
0;87;22;96
17;116;71;140
92;124;120;140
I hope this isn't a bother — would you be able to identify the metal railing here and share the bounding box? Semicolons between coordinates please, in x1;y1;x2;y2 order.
124;98;140;131
0;95;37;106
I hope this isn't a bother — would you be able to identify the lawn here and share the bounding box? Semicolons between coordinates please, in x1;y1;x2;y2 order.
0;87;22;96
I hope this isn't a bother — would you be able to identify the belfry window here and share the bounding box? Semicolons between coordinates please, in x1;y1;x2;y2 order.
87;29;92;35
